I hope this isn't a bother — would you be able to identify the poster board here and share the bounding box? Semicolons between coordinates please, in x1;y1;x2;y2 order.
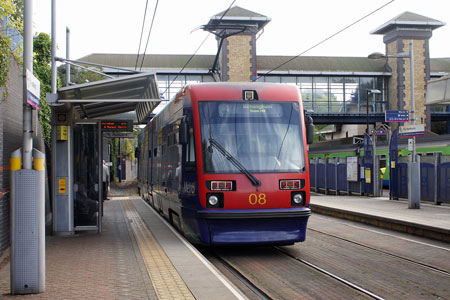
346;156;359;182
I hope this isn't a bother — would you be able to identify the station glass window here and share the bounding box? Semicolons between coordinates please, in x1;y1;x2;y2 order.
344;77;359;113
297;77;313;111
281;76;296;86
155;73;388;117
264;76;281;83
359;77;375;113
313;77;329;113
330;77;344;113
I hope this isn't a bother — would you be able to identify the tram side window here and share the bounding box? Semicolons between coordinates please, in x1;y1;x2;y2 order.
185;128;196;173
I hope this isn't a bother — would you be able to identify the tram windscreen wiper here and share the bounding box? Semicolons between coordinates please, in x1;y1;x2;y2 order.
208;138;261;187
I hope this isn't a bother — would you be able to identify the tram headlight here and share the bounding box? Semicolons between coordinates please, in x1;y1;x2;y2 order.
293;194;303;204
208;195;219;206
291;192;306;206
206;193;224;208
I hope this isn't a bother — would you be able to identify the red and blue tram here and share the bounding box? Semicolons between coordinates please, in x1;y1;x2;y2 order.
137;82;313;245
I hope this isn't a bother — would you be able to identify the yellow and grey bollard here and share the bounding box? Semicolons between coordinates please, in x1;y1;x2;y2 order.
10;148;46;294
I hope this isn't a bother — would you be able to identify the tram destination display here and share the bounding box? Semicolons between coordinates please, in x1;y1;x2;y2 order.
101;120;133;132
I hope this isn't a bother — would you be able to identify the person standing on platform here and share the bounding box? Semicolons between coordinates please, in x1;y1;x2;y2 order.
103;160;110;200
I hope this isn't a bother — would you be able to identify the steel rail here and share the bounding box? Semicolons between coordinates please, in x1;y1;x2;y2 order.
275;247;386;300
308;228;450;277
213;253;274;300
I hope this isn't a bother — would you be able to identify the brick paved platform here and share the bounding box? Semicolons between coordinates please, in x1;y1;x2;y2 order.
0;197;245;299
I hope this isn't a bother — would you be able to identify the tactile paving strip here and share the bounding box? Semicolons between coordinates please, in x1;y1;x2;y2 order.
121;199;195;300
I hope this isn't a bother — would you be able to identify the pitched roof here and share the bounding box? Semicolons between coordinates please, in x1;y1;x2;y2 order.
212;6;268;19
207;6;271;31
371;11;445;35
78;53;450;75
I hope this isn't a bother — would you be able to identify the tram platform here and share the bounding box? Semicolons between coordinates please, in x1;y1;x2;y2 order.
310;193;450;243
0;194;246;299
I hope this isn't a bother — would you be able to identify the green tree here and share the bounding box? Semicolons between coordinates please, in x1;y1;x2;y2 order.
0;0;23;100
33;32;56;146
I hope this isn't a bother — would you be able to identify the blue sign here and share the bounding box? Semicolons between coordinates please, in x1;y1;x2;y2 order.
371;129;387;136
385;110;409;122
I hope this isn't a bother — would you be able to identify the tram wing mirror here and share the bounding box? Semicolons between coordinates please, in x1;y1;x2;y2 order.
305;115;314;145
179;117;189;145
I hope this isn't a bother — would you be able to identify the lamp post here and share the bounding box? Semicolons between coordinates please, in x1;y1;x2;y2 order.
366;89;381;134
364;89;380;197
368;40;420;208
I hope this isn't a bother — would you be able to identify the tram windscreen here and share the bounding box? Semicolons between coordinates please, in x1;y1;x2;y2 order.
199;101;306;174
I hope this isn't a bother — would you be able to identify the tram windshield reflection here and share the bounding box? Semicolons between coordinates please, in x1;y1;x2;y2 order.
199;101;306;174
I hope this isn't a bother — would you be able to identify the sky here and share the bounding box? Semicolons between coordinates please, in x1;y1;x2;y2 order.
33;0;450;62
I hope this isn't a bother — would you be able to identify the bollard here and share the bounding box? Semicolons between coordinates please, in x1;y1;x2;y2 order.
408;154;421;209
10;148;45;294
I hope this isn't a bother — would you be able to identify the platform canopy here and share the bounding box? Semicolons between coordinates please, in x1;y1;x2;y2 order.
426;76;450;105
57;73;161;123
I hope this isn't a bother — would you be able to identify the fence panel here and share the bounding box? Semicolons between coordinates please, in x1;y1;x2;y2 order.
327;162;336;191
437;162;450;204
398;162;408;199
337;163;347;192
309;159;316;188
420;162;435;201
317;160;326;189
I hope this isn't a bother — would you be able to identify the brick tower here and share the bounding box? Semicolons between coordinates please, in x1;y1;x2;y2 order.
371;12;445;130
204;6;270;82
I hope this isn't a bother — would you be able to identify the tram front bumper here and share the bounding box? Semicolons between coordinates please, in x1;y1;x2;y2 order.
196;208;311;245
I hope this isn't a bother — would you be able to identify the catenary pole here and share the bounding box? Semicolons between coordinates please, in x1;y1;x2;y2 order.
51;0;57;93
22;0;33;169
66;27;70;86
12;0;45;294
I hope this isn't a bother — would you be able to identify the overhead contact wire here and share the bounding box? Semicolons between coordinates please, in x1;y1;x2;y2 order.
135;0;150;70
139;0;160;71
162;0;237;96
255;0;395;80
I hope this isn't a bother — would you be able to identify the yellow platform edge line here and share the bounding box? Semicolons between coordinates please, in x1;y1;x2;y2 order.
122;200;195;300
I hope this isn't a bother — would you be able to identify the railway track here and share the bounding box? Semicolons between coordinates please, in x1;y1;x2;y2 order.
274;247;386;300
308;227;450;277
205;222;450;300
213;248;386;300
213;253;274;300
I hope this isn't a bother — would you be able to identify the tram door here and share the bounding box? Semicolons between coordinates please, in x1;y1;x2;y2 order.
73;122;103;231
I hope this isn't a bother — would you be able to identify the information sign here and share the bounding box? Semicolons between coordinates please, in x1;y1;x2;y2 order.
346;156;359;182
56;126;68;141
399;124;425;137
385;110;409;122
26;69;41;109
365;169;372;184
58;178;67;194
101;120;133;132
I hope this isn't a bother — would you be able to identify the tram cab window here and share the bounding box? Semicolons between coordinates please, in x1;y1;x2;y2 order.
184;127;196;172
